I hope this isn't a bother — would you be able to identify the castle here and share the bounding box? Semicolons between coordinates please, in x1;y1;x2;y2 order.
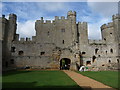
1;11;120;71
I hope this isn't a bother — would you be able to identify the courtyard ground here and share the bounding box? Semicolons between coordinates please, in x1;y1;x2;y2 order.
2;70;81;89
2;70;119;90
76;71;119;89
64;70;116;90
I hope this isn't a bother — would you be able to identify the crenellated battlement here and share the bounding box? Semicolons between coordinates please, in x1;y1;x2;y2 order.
78;22;87;25
36;16;67;25
67;10;76;17
101;22;113;30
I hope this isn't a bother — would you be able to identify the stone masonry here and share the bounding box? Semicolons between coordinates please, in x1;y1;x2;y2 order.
1;11;120;71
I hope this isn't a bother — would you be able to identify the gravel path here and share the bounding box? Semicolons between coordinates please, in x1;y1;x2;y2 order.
63;70;116;90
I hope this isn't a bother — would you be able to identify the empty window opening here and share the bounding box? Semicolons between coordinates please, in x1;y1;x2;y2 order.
106;51;107;54
117;59;119;63
63;40;64;44
11;47;15;52
61;28;65;32
86;61;91;66
95;48;99;54
82;52;86;55
104;38;106;41
110;33;112;34
92;56;96;63
41;52;45;55
110;49;113;53
108;60;111;63
98;55;100;57
19;51;24;55
10;59;14;64
102;64;105;66
47;31;50;36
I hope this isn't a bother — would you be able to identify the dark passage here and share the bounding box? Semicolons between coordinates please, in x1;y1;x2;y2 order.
60;58;71;70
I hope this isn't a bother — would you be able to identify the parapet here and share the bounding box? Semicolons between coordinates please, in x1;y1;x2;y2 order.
78;22;88;28
61;16;65;20
112;14;120;20
101;22;113;30
45;20;51;23
20;38;25;41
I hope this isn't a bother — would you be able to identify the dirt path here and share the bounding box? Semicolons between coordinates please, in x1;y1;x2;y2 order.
63;70;116;90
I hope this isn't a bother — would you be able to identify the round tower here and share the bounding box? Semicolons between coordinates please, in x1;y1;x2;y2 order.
9;14;17;23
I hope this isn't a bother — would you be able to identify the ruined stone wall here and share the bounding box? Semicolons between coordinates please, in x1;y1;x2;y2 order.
2;11;120;71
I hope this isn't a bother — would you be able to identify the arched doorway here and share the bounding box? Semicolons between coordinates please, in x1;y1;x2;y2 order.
60;58;71;70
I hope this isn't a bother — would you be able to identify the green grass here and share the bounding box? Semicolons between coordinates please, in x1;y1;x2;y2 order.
3;70;81;89
77;71;119;89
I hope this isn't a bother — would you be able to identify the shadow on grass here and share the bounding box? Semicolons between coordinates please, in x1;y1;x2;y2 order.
2;70;32;76
2;82;85;90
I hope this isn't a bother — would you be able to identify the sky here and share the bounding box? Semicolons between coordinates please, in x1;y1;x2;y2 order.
1;1;118;40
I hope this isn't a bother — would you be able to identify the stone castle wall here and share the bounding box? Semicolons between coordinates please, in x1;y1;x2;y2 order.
1;11;120;71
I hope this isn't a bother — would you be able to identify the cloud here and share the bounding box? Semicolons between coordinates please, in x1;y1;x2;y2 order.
17;20;36;39
3;0;86;2
87;2;118;18
36;3;66;12
0;2;3;16
88;17;111;39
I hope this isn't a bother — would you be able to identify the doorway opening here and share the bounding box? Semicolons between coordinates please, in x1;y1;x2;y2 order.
86;61;91;66
60;58;71;70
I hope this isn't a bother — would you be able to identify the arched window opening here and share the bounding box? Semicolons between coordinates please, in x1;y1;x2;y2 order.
108;60;111;63
117;59;119;63
110;49;113;53
95;48;99;54
92;56;96;63
106;51;107;54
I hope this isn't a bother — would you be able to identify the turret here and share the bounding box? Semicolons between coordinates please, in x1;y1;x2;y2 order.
67;11;76;22
112;14;120;43
67;11;77;44
78;22;88;45
101;14;120;44
1;15;8;41
9;14;17;23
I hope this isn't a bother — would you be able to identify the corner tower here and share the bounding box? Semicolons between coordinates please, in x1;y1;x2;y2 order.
67;11;78;44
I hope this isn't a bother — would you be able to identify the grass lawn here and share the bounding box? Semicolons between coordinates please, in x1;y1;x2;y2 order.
77;71;119;89
2;70;81;89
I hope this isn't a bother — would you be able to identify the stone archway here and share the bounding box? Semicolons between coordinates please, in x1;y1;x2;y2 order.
60;58;71;70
